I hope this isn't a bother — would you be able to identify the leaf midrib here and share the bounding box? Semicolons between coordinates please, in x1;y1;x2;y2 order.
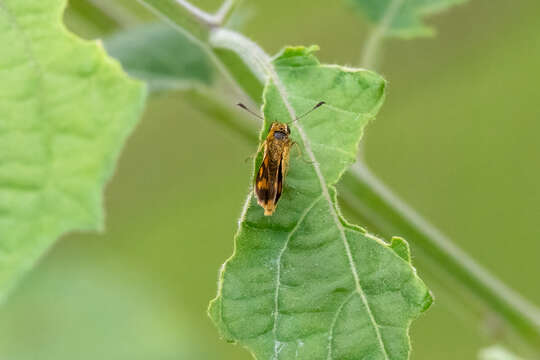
266;62;390;359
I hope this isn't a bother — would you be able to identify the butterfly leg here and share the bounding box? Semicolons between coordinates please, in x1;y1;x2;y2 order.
291;141;313;164
245;142;265;163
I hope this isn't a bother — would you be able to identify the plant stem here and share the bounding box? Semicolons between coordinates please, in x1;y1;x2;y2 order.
86;0;141;28
214;0;237;25
173;0;219;28
67;0;120;34
183;87;259;143
135;0;540;353
360;0;404;68
341;163;540;351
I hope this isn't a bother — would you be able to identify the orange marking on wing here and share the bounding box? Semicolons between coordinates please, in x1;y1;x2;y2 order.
257;178;268;190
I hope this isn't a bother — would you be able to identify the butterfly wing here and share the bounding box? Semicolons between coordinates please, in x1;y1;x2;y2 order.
255;150;281;216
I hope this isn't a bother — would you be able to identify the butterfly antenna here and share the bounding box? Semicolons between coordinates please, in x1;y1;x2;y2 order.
289;101;325;124
237;103;263;120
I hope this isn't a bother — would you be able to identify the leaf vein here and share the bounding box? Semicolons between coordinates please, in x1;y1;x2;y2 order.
327;291;356;360
272;194;323;359
0;1;51;201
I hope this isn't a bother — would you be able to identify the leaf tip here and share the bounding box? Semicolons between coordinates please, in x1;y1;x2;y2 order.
273;45;320;67
389;237;433;313
390;236;411;263
421;289;435;313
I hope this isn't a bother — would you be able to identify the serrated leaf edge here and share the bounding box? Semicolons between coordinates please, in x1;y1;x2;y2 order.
209;46;432;360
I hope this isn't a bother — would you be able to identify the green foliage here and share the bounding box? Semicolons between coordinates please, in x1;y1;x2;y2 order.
0;0;146;300
105;23;214;92
209;47;432;359
350;0;468;38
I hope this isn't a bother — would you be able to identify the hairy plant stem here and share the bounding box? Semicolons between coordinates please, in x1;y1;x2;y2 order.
86;0;141;27
342;164;540;352
360;0;405;68
136;0;540;354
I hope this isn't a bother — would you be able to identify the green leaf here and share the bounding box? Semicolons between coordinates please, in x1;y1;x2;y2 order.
350;0;468;38
105;22;214;92
0;0;146;300
390;237;411;263
209;46;431;359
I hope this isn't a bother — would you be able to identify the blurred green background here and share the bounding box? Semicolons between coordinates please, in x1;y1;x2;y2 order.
1;0;539;359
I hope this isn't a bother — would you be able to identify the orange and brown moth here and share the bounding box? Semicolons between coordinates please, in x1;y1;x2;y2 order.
237;101;325;216
254;122;291;215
